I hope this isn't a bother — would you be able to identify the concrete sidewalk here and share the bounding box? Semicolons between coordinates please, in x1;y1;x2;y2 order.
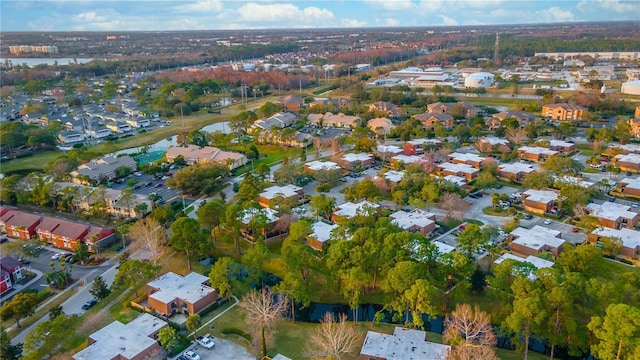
0;268;44;304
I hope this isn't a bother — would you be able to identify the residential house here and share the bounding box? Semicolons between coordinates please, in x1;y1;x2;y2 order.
542;103;585;121
517;146;558;163
368;101;406;117
146;272;217;317
588;227;640;259
105;120;131;134
22;112;43;125
488;110;536;127
58;130;85;144
494;253;554;271
85;125;112;139
0;270;12;295
64;119;85;132
521;189;559;215
389;209;436;236
615;177;640;198
376;145;404;161
446;152;485;168
484;116;502;131
414;112;454;129
125;117;151;128
586;202;639;229
332;201;380;222
304;160;342;173
309;112;361;128
337;153;375;171
257;185;304;209
309;98;351;109
0;208;42;240
498;162;537;182
165;145;247;169
436;163;479;181
404;139;441;154
71;155;137;184
391;154;423;167
367;117;395;135
509;225;565;258
612;153;640;173
541;139;576;154
307;221;338;251
252;112;297;130
629;117;640;139
72;313;168;360
427;101;477;118
121;102;142;117
602;144;640;157
475;136;510;153
359;327;450;360
280;95;304;112
36;217;89;250
381;170;405;184
238;207;284;240
0;256;25;283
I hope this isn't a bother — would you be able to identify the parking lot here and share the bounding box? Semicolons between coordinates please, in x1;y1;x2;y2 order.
173;337;255;360
110;172;183;203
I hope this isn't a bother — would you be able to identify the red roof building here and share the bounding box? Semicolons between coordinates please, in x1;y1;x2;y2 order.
0;208;42;240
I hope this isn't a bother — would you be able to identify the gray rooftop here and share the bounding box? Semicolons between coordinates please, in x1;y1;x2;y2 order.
147;272;214;305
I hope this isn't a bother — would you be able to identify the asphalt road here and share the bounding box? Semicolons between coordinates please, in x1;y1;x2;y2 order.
11;255;118;345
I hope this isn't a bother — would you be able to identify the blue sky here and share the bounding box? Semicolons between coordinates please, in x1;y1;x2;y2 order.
1;0;639;32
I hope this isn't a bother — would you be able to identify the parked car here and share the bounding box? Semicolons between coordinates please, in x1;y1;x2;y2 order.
572;227;580;233
523;214;533;220
632;203;639;208
82;298;97;310
182;350;201;360
19;257;30;264
196;334;215;349
543;219;552;225
0;236;8;244
51;252;63;260
154;183;163;188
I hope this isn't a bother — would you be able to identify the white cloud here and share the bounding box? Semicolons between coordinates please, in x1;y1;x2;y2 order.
384;17;399;26
537;6;576;22
592;0;640;13
453;0;504;8
439;14;458;25
341;18;368;27
363;0;415;11
237;2;334;23
177;0;224;13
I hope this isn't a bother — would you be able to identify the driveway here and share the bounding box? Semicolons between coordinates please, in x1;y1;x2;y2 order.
175;337;255;360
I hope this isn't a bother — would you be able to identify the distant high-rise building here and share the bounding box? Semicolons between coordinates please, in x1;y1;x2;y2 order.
494;33;500;66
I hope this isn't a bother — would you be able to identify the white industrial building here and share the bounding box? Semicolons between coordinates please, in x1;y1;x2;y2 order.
622;80;640;96
464;72;494;88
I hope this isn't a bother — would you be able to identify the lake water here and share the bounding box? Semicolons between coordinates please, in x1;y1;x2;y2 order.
112;121;232;157
2;58;93;67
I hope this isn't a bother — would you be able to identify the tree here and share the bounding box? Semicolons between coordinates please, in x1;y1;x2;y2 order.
239;288;288;357
73;242;90;265
90;275;111;300
0;330;22;360
157;326;180;351
475;170;498;190
522;170;550;189
306;312;362;360
612;118;632;145
444;304;498;360
502;277;546;360
113;259;159;296
309;194;335;220
186;314;201;341
242;238;270;286
48;305;64;321
588;303;640;360
209;257;233;299
23;313;76;360
439;193;465;222
456;224;490;259
196;199;226;241
170;217;207;271
128;217;167;266
0;292;38;328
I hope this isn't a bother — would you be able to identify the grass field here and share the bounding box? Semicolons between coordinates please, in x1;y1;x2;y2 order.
1;95;281;174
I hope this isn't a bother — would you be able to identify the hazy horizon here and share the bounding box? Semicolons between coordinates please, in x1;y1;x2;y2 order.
2;0;639;32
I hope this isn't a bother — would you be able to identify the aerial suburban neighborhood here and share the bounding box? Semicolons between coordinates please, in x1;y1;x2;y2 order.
1;12;640;360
